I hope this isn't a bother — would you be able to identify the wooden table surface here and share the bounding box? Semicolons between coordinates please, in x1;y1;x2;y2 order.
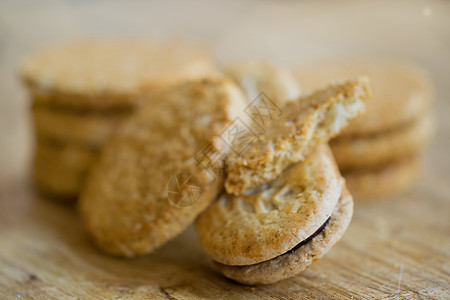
0;1;449;299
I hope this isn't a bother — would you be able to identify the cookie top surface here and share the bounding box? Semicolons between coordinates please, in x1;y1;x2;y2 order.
225;77;370;195
21;39;214;107
79;78;247;257
215;186;353;285
196;145;342;266
225;60;301;104
296;60;433;136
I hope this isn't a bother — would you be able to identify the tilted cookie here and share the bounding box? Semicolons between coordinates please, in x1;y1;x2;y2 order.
79;78;247;257
225;60;301;104
225;77;371;195
215;186;353;285
331;113;434;170
196;145;343;269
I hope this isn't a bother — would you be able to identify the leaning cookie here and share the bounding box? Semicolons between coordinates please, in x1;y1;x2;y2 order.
196;145;346;284
215;187;353;285
225;77;371;195
225;60;301;104
79;78;247;257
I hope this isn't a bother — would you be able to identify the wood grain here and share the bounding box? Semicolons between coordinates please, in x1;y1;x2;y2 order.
1;0;449;299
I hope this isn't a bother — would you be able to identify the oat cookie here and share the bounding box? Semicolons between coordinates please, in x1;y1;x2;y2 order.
296;60;433;136
331;114;434;170
196;145;343;266
225;60;301;104
21;39;215;109
343;155;421;199
225;78;370;195
79;78;247;257
215;186;353;285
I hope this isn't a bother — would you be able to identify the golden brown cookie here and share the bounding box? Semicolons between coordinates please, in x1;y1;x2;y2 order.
33;142;98;198
215;186;353;285
32;103;128;148
225;77;371;195
21;39;215;110
343;155;421;199
225;60;301;104
296;60;433;136
331;113;434;170
196;145;343;266
79;78;247;257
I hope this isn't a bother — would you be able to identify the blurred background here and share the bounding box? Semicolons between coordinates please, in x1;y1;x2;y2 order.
0;0;449;187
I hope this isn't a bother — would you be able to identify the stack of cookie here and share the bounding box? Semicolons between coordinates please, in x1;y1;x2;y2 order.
79;59;371;284
20;39;215;199
296;61;434;199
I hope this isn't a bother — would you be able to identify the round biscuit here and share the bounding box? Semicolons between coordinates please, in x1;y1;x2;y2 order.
33;104;128;148
296;60;433;136
21;39;215;109
331;113;434;170
196;145;343;266
79;78;247;257
343;155;421;199
215;186;353;285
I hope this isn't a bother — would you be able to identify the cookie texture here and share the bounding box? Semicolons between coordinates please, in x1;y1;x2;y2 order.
215;187;353;285
296;60;433;136
21;39;215;109
33;104;128;148
343;155;421;199
79;78;247;257
225;77;370;195
33;142;97;198
331;113;434;170
225;60;301;104
196;145;343;266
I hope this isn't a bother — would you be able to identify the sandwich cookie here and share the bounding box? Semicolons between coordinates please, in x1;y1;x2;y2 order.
296;61;434;198
33;142;97;198
331;113;434;170
32;104;128;148
343;155;421;199
22;39;215;198
296;60;433;136
196;145;352;284
225;78;371;195
21;39;215;110
79;78;247;257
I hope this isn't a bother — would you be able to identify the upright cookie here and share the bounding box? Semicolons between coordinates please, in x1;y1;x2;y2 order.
79;78;247;257
21;39;215;110
225;78;371;195
225;60;301;104
296;60;433;136
196;145;350;284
